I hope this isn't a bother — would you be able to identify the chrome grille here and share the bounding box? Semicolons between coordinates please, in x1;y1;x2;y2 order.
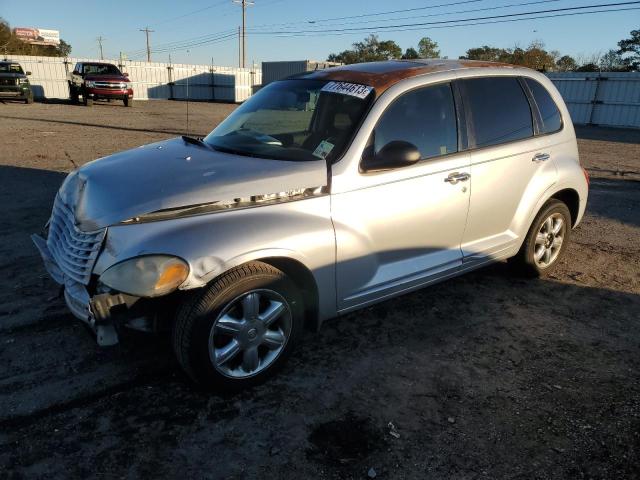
46;195;106;285
94;81;126;89
0;78;17;86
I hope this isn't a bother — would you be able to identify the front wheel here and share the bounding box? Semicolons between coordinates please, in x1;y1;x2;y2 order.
124;96;133;107
172;262;303;391
509;199;571;277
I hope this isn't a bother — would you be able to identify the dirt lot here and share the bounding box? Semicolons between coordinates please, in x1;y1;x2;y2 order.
0;100;639;479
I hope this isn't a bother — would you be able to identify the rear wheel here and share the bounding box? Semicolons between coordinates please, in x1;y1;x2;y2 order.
509;199;571;277
83;91;93;106
69;84;79;104
172;262;303;391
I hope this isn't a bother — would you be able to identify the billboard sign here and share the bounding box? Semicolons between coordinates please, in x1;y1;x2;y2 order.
13;27;61;46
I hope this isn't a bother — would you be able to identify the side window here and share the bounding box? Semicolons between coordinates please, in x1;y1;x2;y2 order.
75;63;82;74
459;77;533;148
373;83;458;160
524;78;562;134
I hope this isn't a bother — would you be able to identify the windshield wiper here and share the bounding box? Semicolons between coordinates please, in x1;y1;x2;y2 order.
181;134;209;146
208;144;257;157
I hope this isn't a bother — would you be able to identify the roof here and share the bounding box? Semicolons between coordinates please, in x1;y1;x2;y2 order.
295;59;517;95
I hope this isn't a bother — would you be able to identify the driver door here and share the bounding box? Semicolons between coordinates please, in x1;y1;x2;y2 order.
332;82;472;311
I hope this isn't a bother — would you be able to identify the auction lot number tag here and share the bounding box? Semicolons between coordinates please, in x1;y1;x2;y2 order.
321;81;373;99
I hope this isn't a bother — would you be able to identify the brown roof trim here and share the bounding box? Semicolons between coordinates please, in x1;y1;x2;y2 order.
296;59;517;95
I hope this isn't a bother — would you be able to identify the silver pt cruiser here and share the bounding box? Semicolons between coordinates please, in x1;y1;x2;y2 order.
33;60;589;390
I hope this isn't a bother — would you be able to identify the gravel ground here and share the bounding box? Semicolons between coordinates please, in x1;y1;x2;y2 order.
0;100;639;479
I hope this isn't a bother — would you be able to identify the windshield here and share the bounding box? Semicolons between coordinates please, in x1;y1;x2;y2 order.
204;79;374;162
83;64;122;76
0;63;24;74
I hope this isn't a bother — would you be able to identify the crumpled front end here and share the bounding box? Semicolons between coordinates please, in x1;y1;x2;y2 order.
31;193;119;345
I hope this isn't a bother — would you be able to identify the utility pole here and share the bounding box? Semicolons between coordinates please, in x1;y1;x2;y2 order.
233;0;253;68
97;36;105;60
139;27;154;62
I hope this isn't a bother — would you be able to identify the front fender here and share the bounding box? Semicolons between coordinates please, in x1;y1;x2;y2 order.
93;196;337;320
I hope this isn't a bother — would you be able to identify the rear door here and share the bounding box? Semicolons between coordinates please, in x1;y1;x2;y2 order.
457;76;558;262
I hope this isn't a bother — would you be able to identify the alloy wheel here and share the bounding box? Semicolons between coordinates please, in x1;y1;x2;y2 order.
533;213;566;268
208;289;292;378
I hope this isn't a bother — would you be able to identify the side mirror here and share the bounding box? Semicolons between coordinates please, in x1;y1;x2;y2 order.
362;141;421;171
123;72;129;77
26;71;32;76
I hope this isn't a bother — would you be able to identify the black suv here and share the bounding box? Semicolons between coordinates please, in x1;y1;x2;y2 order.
0;61;33;104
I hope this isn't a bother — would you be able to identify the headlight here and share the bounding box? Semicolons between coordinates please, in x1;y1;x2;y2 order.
99;255;189;297
18;78;29;84
85;81;96;88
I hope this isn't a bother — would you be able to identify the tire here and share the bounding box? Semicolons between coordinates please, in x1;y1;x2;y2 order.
69;84;79;104
83;92;93;106
172;262;303;391
124;97;133;107
24;95;33;104
509;199;572;277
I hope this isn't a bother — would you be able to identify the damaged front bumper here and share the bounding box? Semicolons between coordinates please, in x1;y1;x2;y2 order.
32;233;124;346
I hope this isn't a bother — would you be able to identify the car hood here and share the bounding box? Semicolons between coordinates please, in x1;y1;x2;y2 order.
62;137;328;230
85;74;128;82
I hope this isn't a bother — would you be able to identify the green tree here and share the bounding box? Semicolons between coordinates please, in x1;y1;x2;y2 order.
617;29;640;71
417;37;440;58
56;39;72;57
461;41;556;70
599;49;628;71
575;63;600;72
460;45;508;62
327;35;402;64
556;55;577;72
402;47;419;59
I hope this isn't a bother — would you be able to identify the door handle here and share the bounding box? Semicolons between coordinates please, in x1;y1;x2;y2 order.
445;172;471;185
532;153;551;162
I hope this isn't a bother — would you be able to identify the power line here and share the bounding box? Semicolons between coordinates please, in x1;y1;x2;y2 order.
126;0;556;58
127;28;238;56
123;1;637;61
247;5;640;37
148;0;231;27
245;1;640;34
249;0;563;30
251;0;485;28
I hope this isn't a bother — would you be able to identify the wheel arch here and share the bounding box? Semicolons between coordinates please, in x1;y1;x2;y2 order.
256;256;320;332
550;188;580;227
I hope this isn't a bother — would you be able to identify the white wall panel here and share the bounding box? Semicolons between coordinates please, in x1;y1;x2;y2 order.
4;55;261;103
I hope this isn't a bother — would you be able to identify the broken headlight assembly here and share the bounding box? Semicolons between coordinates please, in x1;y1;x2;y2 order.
99;255;189;298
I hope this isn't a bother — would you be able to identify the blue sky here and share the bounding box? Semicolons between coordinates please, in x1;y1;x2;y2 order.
2;0;638;66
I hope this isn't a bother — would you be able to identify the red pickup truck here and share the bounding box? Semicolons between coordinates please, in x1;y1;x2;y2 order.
68;62;134;107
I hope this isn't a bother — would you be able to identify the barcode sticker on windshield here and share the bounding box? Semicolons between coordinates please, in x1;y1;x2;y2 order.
321;81;373;99
313;140;335;160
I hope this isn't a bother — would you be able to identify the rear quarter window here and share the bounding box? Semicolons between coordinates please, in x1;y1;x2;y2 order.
459;77;534;149
524;78;563;134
